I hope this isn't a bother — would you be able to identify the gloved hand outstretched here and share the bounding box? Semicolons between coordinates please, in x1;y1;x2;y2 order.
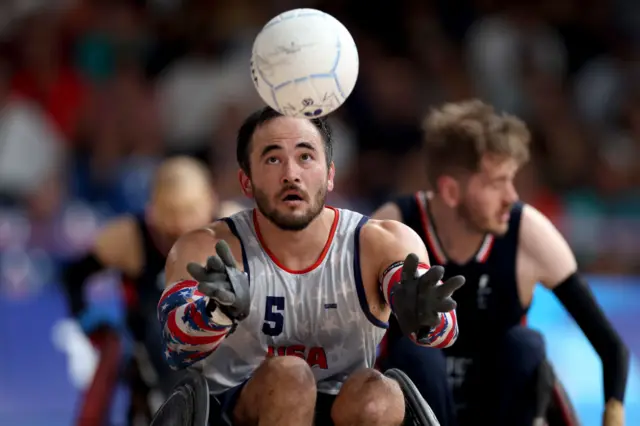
390;253;465;341
186;240;250;322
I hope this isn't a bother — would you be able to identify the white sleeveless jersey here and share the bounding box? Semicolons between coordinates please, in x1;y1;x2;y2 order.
202;208;387;395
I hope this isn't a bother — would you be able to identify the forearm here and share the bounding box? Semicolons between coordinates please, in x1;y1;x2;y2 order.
61;253;104;316
553;272;629;403
381;261;458;348
157;280;232;370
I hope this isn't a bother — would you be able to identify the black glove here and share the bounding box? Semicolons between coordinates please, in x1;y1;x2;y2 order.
186;240;251;323
390;253;465;341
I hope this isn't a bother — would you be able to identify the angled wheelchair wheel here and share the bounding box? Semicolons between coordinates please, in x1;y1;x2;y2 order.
547;375;581;426
532;359;580;426
150;369;210;426
385;368;441;426
533;359;556;425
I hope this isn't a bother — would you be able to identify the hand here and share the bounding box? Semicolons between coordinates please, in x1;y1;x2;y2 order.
186;240;251;322
390;253;465;338
603;399;624;426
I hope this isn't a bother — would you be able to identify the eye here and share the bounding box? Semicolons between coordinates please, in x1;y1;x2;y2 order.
266;157;280;164
300;153;313;162
490;178;511;190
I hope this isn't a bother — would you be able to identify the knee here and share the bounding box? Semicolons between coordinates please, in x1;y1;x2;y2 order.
234;356;317;425
501;327;546;374
332;369;405;426
255;355;316;394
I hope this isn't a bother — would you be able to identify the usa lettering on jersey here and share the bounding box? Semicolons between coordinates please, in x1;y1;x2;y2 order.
266;345;328;369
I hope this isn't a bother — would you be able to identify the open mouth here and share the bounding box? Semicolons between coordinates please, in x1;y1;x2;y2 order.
281;190;305;203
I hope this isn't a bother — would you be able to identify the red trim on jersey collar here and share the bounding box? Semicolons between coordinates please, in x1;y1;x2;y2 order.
252;207;340;274
415;191;494;264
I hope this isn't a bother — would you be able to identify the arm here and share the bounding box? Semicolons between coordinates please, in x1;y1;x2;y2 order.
520;205;629;405
61;216;140;316
361;220;459;348
159;226;234;370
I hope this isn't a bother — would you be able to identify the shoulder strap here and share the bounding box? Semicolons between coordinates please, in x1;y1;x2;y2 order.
487;202;524;276
392;193;427;241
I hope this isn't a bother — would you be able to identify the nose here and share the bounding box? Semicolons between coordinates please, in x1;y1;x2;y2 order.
505;182;519;204
280;159;302;185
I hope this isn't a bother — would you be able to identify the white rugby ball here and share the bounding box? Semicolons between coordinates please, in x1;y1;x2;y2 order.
250;9;359;118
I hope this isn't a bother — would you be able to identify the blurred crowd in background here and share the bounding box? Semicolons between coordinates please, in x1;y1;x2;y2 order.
0;0;639;306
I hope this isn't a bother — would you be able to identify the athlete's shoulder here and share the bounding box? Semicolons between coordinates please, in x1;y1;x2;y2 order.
182;219;238;248
165;219;244;282
360;219;425;252
169;219;238;258
518;204;577;287
520;203;556;236
371;193;419;222
358;218;430;280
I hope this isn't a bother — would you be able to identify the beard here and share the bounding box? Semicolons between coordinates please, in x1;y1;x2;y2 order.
253;183;327;231
457;200;511;236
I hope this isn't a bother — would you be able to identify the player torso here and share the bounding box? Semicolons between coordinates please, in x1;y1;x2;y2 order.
391;192;535;408
393;192;529;352
393;192;532;409
203;208;386;395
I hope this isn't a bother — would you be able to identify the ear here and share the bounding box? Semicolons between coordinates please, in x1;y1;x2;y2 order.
437;175;462;208
327;162;335;192
238;169;253;198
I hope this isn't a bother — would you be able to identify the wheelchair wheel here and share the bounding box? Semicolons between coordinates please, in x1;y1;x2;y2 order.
547;378;581;426
150;369;210;426
533;359;580;426
385;368;441;426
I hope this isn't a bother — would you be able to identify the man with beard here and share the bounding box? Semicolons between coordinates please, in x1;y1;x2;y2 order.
372;100;629;426
158;106;466;426
62;156;244;425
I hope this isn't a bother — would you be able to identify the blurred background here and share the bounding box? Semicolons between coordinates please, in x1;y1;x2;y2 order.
0;0;638;425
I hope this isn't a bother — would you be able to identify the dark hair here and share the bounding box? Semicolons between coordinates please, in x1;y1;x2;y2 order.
236;106;333;175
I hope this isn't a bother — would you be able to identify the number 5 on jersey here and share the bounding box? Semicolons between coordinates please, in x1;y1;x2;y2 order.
263;296;285;336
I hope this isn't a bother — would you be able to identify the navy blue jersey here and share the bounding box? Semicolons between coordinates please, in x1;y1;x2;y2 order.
124;214;168;340
389;192;528;355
